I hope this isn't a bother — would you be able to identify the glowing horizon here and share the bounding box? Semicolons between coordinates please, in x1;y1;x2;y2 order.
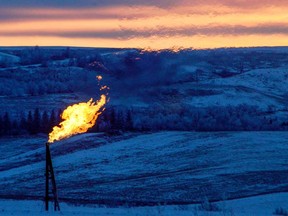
1;1;288;49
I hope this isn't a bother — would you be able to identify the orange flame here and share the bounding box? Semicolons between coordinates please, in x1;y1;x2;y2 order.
48;94;106;143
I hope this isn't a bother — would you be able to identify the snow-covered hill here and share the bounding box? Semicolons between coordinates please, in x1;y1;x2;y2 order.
0;47;288;215
0;47;288;114
1;132;288;205
194;67;288;108
1;192;288;215
0;52;20;65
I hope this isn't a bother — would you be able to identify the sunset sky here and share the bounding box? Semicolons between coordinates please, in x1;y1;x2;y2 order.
0;0;287;49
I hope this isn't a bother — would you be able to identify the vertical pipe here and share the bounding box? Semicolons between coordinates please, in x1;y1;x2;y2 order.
45;143;49;211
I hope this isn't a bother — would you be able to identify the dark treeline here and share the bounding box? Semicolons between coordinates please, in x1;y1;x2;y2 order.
0;104;288;137
0;109;62;136
91;107;134;134
131;104;288;132
0;107;134;137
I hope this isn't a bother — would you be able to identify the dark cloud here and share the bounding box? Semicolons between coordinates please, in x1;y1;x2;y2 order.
0;0;287;9
0;0;178;8
2;23;288;39
0;0;287;24
0;10;143;22
219;0;288;8
0;30;133;39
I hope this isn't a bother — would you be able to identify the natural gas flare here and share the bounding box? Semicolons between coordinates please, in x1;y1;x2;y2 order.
48;94;106;143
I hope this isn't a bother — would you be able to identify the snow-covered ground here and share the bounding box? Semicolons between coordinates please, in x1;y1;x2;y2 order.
1;132;288;206
0;52;20;64
1;47;288;118
175;66;288;109
1;192;288;215
1;47;288;215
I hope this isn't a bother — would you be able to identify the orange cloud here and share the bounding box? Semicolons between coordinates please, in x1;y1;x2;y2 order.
0;3;288;49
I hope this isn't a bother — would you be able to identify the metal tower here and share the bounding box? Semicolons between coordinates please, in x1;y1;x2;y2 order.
45;143;60;211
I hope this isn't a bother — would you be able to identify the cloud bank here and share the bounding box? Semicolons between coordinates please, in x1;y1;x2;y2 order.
0;1;288;49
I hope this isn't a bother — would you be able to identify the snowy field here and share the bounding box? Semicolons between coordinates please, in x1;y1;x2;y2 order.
1;47;288;112
1;131;288;214
1;192;288;215
1;47;288;215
